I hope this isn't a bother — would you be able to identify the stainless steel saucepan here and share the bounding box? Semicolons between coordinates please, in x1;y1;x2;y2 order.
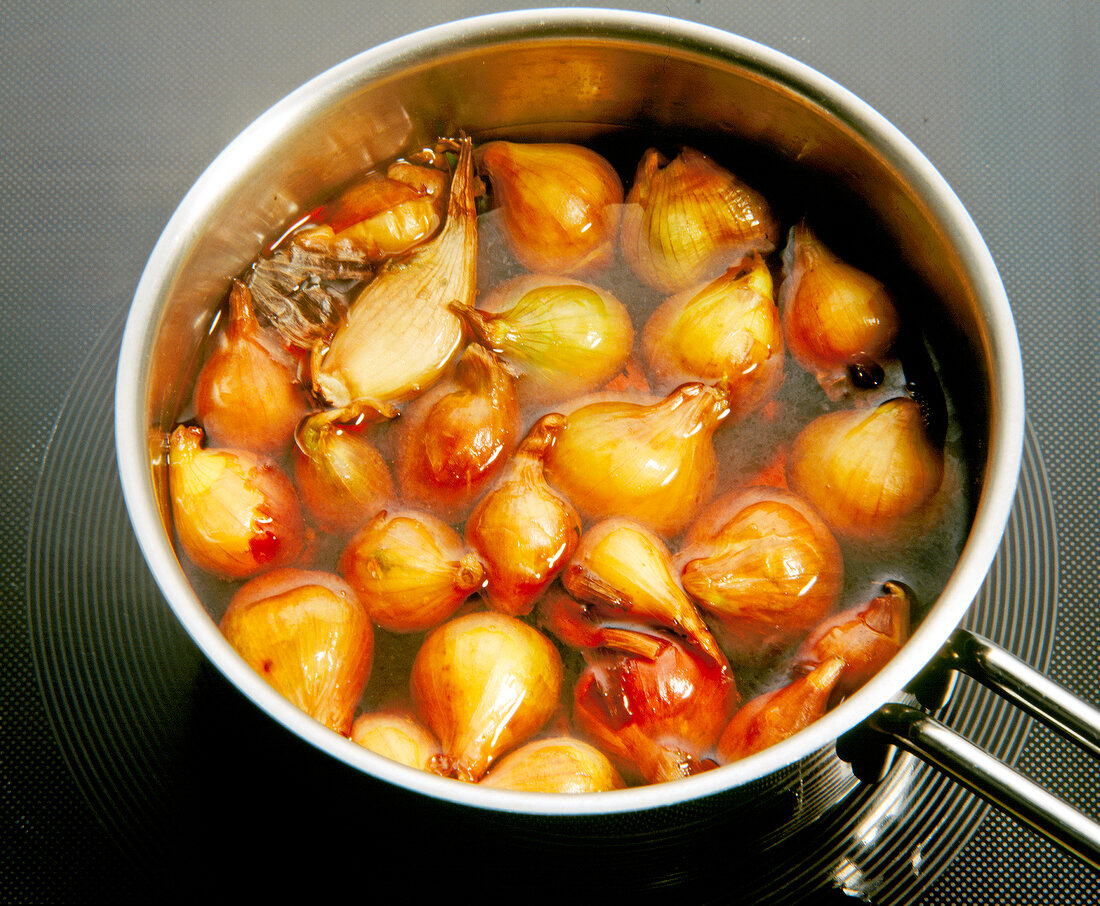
114;8;1100;867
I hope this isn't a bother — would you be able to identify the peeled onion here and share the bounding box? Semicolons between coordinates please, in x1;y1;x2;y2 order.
411;611;563;782
220;568;372;736
168;425;304;580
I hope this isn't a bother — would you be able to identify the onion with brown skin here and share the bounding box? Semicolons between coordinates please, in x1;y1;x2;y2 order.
571;628;740;785
220;568;372;736
544;381;732;537
641;253;785;415
793;581;911;702
717;658;844;763
779;223;900;396
464;414;582;616
168;425;305;580
676;486;844;661
620;146;778;294
411;611;563;783
340;509;486;633
292;400;397;534
393;343;521;524
351;709;443;772
194;280;310;455
476;140;623;277
785;397;945;544
480;736;626;793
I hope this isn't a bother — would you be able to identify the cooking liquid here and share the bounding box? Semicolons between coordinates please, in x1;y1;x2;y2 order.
175;133;972;783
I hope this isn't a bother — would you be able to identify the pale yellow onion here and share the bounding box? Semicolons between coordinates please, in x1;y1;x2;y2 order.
292;399;397;534
476;141;623;277
464;414;582;616
168;425;304;580
454;273;633;405
564;518;725;666
642;253;784;416
676;486;843;660
785;398;944;543
393;343;521;523
312;136;476;405
480;737;625;793
220;568;372;736
779;223;900;391
716;657;844;763
411;612;563;782
621;146;778;294
339;510;486;633
194;280;310;455
543;382;731;537
351;709;442;772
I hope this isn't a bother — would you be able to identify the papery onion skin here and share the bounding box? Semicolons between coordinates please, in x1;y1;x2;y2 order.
677;486;844;661
564;518;725;666
573;630;739;785
220;568;372;736
779;223;900;390
464;414;582;616
642;254;784;416
393;343;521;524
544;382;731;537
310;154;449;260
785;397;945;543
793;581;910;701
351;709;442;772
194;280;310;455
621;146;778;294
340;510;486;633
411;611;563;783
313;136;476;406
480;736;626;793
292;400;397;534
456;273;634;405
168;425;304;580
476;141;623;277
717;657;844;763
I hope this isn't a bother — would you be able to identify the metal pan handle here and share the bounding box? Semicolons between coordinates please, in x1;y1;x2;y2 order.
837;628;1100;870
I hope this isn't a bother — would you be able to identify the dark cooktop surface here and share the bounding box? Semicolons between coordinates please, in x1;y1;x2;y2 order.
3;3;1098;902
